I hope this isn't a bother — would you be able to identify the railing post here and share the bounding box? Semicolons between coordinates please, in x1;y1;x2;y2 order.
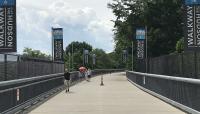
51;61;54;74
17;55;20;79
4;54;7;81
194;51;198;79
181;53;184;77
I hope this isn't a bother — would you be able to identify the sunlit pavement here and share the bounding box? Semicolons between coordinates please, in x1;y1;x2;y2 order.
29;72;185;114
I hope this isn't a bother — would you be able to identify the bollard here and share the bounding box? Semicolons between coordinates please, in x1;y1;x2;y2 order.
100;75;104;86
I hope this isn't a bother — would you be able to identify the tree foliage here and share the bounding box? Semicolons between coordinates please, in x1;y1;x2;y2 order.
22;47;51;60
92;49;117;69
176;38;184;53
108;0;184;58
64;41;92;71
64;41;119;71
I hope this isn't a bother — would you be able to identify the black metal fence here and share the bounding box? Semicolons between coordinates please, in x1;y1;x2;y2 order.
136;51;200;79
0;54;64;81
0;69;123;114
91;69;125;75
127;71;200;113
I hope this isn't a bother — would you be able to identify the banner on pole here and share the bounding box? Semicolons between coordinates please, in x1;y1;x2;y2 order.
92;54;96;65
0;0;16;52
184;2;200;50
185;0;200;5
137;40;145;59
84;50;89;64
122;50;128;62
136;27;146;59
136;28;146;40
52;28;63;61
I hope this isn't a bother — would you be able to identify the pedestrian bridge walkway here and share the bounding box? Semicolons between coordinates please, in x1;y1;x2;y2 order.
29;72;184;114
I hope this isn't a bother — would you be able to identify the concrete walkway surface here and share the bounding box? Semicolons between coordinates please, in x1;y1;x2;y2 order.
29;72;185;114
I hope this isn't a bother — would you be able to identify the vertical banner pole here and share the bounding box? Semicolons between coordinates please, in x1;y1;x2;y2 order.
4;54;7;81
72;43;74;71
143;26;148;85
0;0;17;53
52;28;63;62
52;28;54;61
83;49;85;67
145;26;148;73
132;41;134;71
136;27;147;84
69;53;71;72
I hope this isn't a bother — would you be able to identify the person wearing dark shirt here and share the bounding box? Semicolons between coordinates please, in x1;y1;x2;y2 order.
64;69;71;93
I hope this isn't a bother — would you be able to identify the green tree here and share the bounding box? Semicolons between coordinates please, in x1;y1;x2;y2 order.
108;0;184;58
92;49;116;69
22;47;51;59
64;41;120;71
64;41;93;71
176;38;184;53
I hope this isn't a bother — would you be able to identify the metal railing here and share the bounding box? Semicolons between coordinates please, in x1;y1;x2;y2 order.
126;71;200;114
0;54;64;81
0;69;123;114
0;73;64;114
92;69;124;75
136;51;200;79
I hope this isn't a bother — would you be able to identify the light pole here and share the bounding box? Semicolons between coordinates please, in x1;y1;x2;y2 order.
145;26;148;73
132;41;134;71
68;52;71;71
122;50;128;63
71;43;74;71
92;54;96;69
83;49;89;67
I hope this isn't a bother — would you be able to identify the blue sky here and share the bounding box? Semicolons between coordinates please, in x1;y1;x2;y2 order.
17;0;115;55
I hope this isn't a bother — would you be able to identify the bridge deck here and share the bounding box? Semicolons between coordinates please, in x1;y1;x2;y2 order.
29;72;185;114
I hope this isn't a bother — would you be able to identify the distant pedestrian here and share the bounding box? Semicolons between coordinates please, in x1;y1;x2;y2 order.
87;69;92;80
64;69;71;93
79;66;86;79
85;69;89;82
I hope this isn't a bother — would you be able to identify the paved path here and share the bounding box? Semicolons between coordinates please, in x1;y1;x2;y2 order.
29;72;185;114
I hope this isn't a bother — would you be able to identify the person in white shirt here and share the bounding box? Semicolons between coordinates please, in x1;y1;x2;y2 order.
85;69;89;82
87;69;92;81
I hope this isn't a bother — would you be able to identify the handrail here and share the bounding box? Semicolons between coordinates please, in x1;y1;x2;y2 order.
0;70;121;88
128;71;200;85
94;69;125;71
0;73;64;87
0;69;122;113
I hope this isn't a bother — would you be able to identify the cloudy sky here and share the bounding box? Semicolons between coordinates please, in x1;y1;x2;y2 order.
17;0;115;55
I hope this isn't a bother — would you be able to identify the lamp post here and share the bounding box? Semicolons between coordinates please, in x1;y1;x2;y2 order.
145;26;148;73
122;50;128;63
83;49;89;67
92;54;96;69
132;41;134;71
68;52;71;71
71;43;74;71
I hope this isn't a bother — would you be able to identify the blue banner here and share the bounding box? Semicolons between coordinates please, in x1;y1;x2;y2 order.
0;0;15;6
52;28;63;40
0;0;16;52
136;28;146;40
185;0;200;5
52;28;63;61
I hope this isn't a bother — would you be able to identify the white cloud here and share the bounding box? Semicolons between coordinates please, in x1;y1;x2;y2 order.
17;0;115;54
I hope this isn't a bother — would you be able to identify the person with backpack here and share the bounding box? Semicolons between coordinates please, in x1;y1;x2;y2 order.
64;69;71;93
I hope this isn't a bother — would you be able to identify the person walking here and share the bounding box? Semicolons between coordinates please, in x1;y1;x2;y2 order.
64;69;71;93
85;69;89;82
87;68;92;81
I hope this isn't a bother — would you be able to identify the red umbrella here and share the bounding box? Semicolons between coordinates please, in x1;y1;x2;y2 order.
79;67;86;73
